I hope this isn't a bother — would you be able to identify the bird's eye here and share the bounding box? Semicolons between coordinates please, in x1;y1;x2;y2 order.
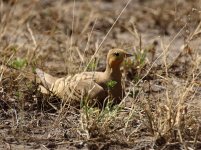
114;52;120;56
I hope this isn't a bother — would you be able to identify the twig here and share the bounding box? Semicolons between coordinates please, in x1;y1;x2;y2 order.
193;125;200;149
27;23;37;48
70;0;76;48
178;129;187;150
135;24;186;86
84;0;132;71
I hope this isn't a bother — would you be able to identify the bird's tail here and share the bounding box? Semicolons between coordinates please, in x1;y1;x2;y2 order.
35;68;57;90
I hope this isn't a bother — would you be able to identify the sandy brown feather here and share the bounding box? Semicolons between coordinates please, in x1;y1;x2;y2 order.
36;49;133;106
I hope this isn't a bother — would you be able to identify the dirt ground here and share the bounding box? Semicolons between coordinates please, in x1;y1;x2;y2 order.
0;0;201;149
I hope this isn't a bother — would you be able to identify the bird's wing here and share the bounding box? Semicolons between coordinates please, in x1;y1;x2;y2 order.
51;72;107;104
52;78;107;105
36;69;107;105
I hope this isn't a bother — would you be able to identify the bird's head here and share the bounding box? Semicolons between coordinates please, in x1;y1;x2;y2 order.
107;49;133;69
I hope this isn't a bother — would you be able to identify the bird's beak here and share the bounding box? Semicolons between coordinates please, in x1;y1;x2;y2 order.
125;53;133;57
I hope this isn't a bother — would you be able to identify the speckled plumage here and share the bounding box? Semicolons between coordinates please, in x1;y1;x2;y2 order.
36;49;132;107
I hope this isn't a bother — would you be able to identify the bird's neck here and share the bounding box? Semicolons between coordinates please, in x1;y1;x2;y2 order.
104;65;121;81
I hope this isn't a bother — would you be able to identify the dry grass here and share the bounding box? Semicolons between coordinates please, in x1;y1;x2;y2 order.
0;0;201;149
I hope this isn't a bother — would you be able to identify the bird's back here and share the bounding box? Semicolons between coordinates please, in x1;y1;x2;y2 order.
36;69;107;106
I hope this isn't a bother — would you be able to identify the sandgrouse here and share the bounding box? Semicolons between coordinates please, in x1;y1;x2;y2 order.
36;49;133;107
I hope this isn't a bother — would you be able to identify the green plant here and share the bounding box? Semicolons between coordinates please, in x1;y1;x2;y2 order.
106;80;117;89
10;58;27;69
134;49;147;68
87;59;98;71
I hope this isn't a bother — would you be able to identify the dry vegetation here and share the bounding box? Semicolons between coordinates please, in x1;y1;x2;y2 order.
0;0;201;149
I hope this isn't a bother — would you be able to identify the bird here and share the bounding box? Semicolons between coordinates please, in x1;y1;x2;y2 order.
36;49;133;107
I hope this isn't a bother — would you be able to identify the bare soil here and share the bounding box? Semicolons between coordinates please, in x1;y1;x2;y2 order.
0;0;201;149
